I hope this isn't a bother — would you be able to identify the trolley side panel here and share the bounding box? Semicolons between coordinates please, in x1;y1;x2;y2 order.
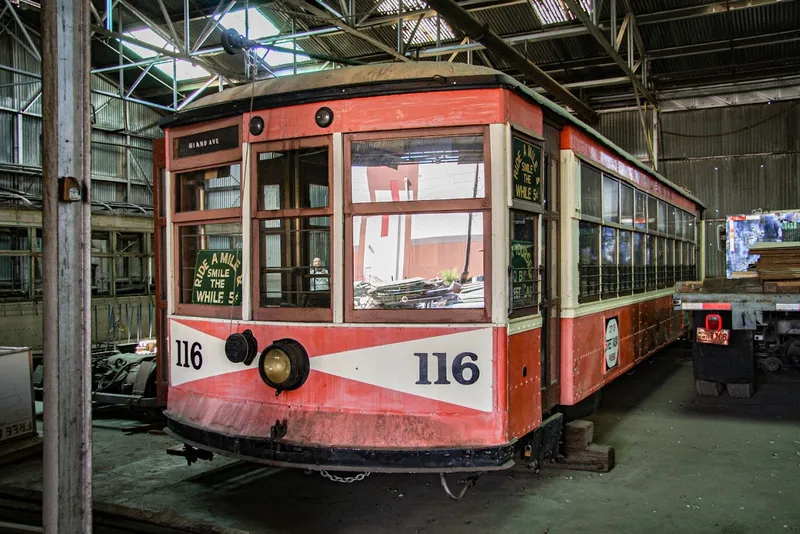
560;295;682;404
507;327;543;439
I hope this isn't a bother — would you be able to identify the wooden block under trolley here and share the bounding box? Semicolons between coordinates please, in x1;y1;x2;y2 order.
563;420;594;450
553;444;615;473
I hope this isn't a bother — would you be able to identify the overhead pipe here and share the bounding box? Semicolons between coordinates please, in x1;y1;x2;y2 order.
423;0;598;123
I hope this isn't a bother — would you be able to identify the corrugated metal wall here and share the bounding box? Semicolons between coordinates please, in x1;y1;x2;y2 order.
0;21;163;209
597;101;800;276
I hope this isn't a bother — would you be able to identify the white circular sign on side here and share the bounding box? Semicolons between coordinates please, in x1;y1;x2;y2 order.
605;317;619;371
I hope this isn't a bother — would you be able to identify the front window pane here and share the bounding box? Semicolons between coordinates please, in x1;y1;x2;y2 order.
620;185;634;227
580;164;601;218
602;176;619;224
257;147;329;211
176;164;241;212
353;212;485;309
635;190;647;230
179;223;243;305
511;211;538;311
351;136;485;203
259;217;331;309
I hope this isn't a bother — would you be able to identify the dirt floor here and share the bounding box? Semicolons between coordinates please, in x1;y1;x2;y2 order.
2;343;800;533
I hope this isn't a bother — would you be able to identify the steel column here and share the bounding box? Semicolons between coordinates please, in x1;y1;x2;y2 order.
41;0;92;531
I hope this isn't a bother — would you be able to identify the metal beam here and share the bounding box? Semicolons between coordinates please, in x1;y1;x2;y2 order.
156;0;182;51
649;29;800;59
637;0;786;25
42;0;92;530
411;25;588;58
424;0;598;122
285;0;411;62
191;0;237;53
4;0;42;60
177;74;218;110
562;0;656;106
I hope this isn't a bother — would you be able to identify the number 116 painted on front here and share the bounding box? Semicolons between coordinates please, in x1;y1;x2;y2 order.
414;352;480;385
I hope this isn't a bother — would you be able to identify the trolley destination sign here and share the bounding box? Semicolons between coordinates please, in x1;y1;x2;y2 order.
176;125;239;158
512;137;542;203
191;249;242;305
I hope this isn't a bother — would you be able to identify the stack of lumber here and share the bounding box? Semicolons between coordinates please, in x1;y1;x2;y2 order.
751;242;800;281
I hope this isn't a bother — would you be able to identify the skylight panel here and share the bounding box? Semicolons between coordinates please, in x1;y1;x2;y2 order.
529;0;592;26
219;8;312;68
124;28;210;81
375;0;456;46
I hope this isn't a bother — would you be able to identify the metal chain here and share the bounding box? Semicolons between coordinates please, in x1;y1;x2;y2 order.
319;470;371;483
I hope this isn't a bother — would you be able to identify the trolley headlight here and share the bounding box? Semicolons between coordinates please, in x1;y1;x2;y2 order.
224;329;258;365
258;339;310;394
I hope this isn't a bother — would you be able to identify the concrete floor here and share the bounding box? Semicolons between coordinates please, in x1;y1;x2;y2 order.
2;344;800;533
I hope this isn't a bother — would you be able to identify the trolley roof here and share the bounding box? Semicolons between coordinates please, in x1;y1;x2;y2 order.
161;63;703;209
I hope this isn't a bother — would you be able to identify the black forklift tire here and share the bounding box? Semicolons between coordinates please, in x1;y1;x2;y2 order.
695;379;723;396
726;383;754;398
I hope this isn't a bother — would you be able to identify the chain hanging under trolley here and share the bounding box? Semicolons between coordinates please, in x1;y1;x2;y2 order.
319;470;371;483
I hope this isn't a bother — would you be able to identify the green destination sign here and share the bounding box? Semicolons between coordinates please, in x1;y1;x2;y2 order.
512;137;542;203
191;249;242;305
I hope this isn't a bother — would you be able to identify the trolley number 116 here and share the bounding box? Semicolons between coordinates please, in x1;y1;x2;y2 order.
414;352;480;385
175;340;203;370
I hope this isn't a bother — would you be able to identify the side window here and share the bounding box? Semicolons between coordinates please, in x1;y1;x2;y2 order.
580;164;601;219
510;210;539;316
578;221;600;302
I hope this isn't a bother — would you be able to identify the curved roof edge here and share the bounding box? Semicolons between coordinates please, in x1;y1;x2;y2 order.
161;63;703;209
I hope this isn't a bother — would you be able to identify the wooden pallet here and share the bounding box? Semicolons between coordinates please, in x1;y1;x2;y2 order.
763;281;800;294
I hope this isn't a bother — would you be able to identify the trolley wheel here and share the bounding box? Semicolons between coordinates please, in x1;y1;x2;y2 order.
726;383;754;398
695;379;723;396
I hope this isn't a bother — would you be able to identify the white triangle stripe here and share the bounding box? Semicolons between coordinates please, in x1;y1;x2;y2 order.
310;328;494;412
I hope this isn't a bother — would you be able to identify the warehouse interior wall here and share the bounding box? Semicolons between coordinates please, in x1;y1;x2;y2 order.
0;21;163;210
597;100;800;277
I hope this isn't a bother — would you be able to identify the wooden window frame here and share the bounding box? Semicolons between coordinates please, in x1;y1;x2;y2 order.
173;217;243;319
172;161;244;224
250;135;334;323
344;126;492;324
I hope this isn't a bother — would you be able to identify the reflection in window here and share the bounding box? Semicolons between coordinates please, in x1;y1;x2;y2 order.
667;206;676;236
178;223;243;304
580;164;601;218
602;176;619;224
91;231;112;295
657;201;667;233
619;230;632;292
510;211;539;312
578;221;600;301
0;227;31;300
601;227;617;296
176;164;241;212
257;147;329;211
620;184;634;227
635;190;647;230
351;136;485;204
648;196;658;232
633;231;645;292
352;212;484;309
259;217;330;309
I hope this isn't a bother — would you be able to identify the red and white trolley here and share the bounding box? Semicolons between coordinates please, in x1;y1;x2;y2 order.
154;63;702;474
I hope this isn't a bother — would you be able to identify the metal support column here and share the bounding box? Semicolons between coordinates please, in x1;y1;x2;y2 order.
651;106;659;170
41;0;92;531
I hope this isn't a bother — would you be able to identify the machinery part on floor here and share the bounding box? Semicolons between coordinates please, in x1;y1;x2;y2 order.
319;470;370;483
32;346;159;409
761;356;783;373
695;379;724;396
166;444;214;466
439;472;483;501
727;383;755;398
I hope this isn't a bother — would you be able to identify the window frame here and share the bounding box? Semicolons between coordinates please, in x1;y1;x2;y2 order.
509;209;541;319
343;126;492;323
250;135;334;323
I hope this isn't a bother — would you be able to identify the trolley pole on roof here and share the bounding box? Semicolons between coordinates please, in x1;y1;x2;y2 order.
41;0;93;531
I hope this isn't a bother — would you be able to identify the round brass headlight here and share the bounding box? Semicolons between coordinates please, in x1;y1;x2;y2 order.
257;339;310;393
262;348;292;384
